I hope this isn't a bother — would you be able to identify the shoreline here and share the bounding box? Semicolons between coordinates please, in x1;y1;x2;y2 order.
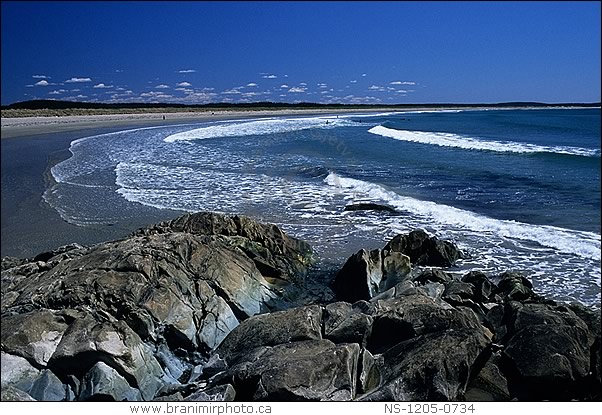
0;108;393;258
1;108;396;139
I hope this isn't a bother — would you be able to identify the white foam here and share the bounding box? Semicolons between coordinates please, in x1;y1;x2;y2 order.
164;117;358;142
368;125;601;157
325;172;601;261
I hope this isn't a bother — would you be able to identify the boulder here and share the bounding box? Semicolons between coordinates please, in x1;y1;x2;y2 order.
502;324;590;400
323;302;373;346
333;248;411;302
79;362;142;401
1;385;36;401
219;340;360;401
215;305;323;364
367;293;485;354
384;230;462;267
1;352;40;390
361;328;490;401
495;272;533;301
1;309;69;367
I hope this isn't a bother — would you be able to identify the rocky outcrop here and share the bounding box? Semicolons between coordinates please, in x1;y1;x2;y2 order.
1;214;600;402
1;212;312;402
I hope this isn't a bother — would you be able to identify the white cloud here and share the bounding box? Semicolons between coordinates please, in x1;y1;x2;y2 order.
390;81;416;85
318;83;328;88
115;69;124;73
140;91;172;98
350;80;357;83
299;82;307;86
368;85;386;91
202;87;215;91
288;87;307;93
177;69;196;73
262;74;277;79
32;75;50;79
34;80;49;86
362;73;367;77
65;77;92;83
395;89;408;93
176;81;192;87
155;84;170;89
280;84;289;89
247;83;258;87
93;83;113;89
223;89;242;95
48;89;66;95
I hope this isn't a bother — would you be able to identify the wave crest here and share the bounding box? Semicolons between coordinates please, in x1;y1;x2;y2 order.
368;125;601;157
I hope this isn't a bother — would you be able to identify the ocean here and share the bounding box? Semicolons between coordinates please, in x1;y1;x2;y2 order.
44;108;601;307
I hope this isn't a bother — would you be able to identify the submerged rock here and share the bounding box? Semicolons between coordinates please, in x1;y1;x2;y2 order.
343;203;397;213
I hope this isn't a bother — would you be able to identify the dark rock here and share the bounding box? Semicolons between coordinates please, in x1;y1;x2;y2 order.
358;348;380;395
323;302;373;346
465;352;510;401
442;281;475;304
361;328;490;401
333;248;411;303
201;354;228;379
384;229;462;267
33;243;85;263
79;362;142;401
220;340;359;401
413;268;453;285
367;293;487;354
462;271;496;303
215;305;323;364
343;203;396;213
495;272;533;301
502;324;590;400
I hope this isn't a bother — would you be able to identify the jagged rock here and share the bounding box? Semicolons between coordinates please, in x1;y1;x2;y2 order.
465;352;511;401
442;281;475;306
502;324;590;400
1;310;69;366
462;271;496;303
201;354;228;379
79;362;142;401
47;313;164;400
323;302;373;346
1;352;40;390
25;369;67;401
384;229;462;267
344;203;396;213
361;328;490;401
185;384;236;401
367;293;485;354
495;272;533;301
33;243;86;263
333;248;411;302
413;269;453;285
219;340;360;401
358;348;380;395
215;305;323;364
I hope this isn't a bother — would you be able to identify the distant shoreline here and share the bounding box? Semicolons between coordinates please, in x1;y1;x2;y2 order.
2;105;599;139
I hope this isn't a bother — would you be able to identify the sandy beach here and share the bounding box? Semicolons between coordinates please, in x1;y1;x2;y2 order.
1;108;400;139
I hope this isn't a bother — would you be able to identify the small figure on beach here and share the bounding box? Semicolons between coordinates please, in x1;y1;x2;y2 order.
162;115;165;120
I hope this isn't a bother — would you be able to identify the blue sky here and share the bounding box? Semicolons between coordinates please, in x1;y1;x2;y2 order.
1;1;600;105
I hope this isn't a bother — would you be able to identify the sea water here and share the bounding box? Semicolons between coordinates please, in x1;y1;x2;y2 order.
44;108;601;307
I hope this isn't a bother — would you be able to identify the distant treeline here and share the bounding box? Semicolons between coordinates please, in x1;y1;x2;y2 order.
2;99;600;111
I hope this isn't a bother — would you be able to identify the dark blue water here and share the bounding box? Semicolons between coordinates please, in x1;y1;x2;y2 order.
44;108;601;306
